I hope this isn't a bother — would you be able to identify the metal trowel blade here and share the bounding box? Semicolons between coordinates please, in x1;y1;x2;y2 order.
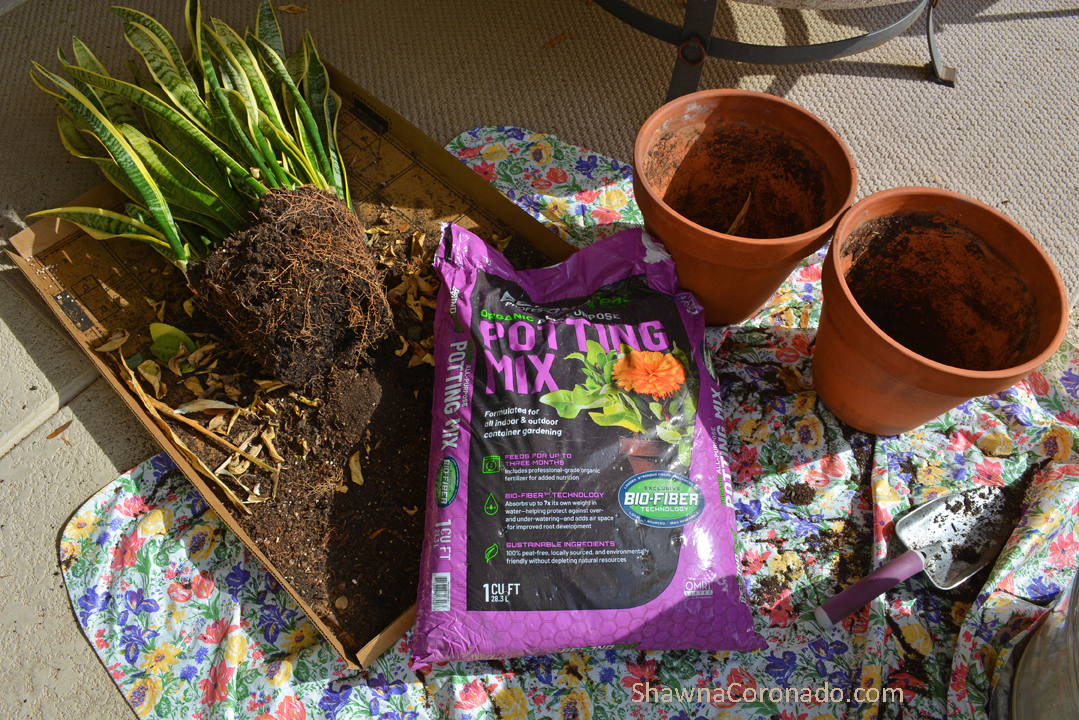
894;486;1014;590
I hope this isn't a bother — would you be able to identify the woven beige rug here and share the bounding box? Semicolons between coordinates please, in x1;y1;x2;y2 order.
3;0;1077;327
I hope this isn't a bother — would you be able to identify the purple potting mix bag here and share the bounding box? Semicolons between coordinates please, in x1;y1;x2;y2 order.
411;225;764;664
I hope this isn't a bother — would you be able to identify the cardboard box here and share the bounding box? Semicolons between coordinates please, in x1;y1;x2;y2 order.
8;67;571;668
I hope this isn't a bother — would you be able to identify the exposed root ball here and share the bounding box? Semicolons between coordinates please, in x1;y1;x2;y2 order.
189;185;391;388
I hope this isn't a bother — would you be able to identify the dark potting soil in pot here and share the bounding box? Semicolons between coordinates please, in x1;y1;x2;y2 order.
841;211;1039;371
646;121;832;238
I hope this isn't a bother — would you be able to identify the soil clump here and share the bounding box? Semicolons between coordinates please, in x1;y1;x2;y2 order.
189;186;392;389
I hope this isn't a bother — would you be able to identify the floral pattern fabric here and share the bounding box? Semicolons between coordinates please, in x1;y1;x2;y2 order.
61;126;1079;720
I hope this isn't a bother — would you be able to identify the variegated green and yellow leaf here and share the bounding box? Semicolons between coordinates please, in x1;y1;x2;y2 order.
212;19;284;131
255;0;286;61
325;89;349;208
56;115;98;158
59;63;266;198
70;38;139;126
251;35;332;184
32;62;186;267
119;124;245;233
143;107;256;217
27;207;175;256
123;21;214;132
257;108;318;186
112;6;198;92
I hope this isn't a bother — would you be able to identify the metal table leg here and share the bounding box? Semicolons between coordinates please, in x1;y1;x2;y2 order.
594;0;955;98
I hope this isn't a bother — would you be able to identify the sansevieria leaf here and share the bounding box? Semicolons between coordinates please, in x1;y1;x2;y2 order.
212;18;284;132
111;6;198;93
302;32;346;203
27;207;175;255
59;63;267;198
251;35;333;185
119;124;245;233
122;21;214;132
255;0;285;61
32;63;186;268
70;38;138;126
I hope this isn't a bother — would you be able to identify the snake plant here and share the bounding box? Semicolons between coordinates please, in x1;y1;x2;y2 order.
29;0;349;277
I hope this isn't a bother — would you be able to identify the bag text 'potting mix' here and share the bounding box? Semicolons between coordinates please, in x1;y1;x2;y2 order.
411;225;763;663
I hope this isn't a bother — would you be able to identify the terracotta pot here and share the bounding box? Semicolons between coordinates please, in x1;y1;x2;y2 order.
813;187;1069;435
633;89;857;325
619;437;672;475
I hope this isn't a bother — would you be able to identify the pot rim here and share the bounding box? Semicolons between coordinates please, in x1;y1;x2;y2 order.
826;186;1070;382
632;89;859;255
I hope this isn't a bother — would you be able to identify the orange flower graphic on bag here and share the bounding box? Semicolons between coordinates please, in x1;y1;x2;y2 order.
612;350;685;399
541;342;698;467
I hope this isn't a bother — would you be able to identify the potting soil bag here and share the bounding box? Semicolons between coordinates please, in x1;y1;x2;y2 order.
411;224;764;664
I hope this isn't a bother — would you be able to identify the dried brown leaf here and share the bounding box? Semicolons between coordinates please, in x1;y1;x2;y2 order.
368;528;386;539
349;451;364;485
144;297;166;322
94;329;129;353
544;32;568;49
187;343;216;368
261;427;284;463
410;231;426;259
137;360;166;398
278;3;307;13
183;376;205;395
406;287;423;320
166;343;190;377
227;407;242;435
403;505;419;516
183;298;196;317
414;274;437;296
408;352;434;368
48;420;73;439
394;335;410;357
175;399;238;415
255;379;287;393
726;192;752;236
289;392;320;407
207;413;227;433
388;278;410;299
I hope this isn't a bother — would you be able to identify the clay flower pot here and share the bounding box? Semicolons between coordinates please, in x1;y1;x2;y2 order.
633;89;857;325
813;187;1069;436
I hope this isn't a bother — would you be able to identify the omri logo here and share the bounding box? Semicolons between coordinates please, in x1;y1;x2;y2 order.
618;471;704;528
684;577;714;597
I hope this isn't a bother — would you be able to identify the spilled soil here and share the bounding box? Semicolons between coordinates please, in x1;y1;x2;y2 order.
841;211;1039;371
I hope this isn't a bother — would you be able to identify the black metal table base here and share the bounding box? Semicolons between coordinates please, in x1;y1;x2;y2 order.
594;0;956;100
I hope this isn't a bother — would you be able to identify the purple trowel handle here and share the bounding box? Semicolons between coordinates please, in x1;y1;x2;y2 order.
814;549;925;630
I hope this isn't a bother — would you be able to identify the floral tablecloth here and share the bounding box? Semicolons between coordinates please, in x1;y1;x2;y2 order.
61;127;1079;720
